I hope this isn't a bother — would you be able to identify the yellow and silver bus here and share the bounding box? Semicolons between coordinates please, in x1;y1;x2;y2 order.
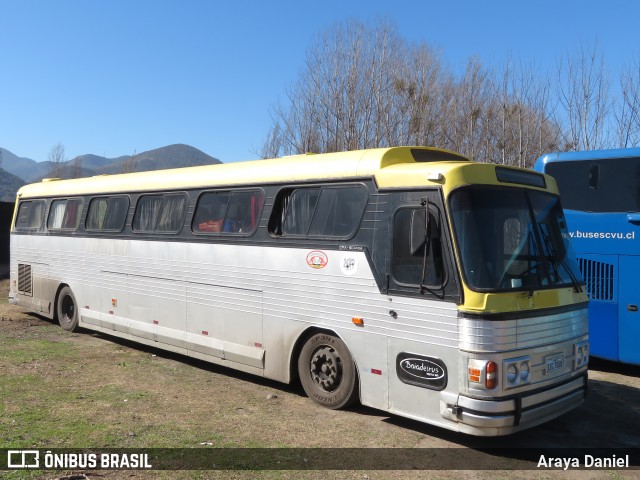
9;146;589;436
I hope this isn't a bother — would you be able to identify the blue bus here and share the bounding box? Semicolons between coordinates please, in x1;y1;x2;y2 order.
534;148;640;365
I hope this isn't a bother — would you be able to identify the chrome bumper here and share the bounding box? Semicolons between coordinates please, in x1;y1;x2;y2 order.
442;374;587;436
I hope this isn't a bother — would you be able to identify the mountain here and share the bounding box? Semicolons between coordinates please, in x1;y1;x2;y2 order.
1;144;222;183
95;144;222;175
0;148;50;182
0;167;26;202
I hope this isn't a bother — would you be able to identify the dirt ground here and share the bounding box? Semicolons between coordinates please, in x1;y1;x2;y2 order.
1;278;639;480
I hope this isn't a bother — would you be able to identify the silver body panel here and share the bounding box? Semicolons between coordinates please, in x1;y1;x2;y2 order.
10;234;587;435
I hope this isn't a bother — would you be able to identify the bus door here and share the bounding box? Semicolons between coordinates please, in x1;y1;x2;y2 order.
618;254;640;364
385;190;459;417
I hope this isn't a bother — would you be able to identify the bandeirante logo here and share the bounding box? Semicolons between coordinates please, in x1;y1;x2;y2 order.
395;353;447;391
399;358;445;380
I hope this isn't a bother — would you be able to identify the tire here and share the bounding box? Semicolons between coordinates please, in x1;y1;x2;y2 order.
57;286;80;332
297;332;359;409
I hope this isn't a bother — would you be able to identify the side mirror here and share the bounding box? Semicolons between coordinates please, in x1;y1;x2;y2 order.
410;209;428;255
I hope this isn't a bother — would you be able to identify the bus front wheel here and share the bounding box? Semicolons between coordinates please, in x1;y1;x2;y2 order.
57;286;79;332
298;333;359;409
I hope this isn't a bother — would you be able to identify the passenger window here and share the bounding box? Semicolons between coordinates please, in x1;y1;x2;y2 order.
133;193;188;233
48;198;83;231
309;187;368;237
392;207;444;287
86;196;129;231
283;189;320;235
15;200;46;230
271;185;368;238
193;190;264;235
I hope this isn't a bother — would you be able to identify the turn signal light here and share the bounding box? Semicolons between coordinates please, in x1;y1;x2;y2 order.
486;361;497;389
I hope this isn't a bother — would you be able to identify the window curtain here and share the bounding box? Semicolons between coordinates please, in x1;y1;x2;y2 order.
284;189;319;235
49;201;66;229
135;197;162;231
63;199;81;228
157;195;186;232
86;199;106;230
104;197;128;230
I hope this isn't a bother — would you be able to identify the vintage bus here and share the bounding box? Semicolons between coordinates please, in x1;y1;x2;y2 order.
535;148;640;365
10;146;589;436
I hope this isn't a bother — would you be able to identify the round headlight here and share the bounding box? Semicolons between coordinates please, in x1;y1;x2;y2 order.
520;362;530;382
506;363;518;383
577;347;584;364
580;345;589;365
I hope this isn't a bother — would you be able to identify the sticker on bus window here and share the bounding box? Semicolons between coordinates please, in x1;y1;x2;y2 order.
306;251;328;269
396;353;447;391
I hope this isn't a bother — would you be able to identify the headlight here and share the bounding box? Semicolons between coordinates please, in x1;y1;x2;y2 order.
503;356;531;389
574;341;589;369
520;361;530;382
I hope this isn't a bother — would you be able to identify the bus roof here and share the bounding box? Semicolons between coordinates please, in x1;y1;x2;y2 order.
16;146;556;198
535;147;640;170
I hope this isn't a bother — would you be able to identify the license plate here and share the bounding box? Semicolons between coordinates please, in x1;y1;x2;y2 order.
545;353;564;374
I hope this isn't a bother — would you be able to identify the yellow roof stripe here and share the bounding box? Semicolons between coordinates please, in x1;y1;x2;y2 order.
16;146;557;198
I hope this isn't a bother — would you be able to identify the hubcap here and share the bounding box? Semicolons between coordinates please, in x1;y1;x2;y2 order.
310;346;343;392
61;295;75;323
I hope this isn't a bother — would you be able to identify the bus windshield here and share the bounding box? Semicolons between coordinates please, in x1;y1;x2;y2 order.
450;186;582;292
545;157;640;213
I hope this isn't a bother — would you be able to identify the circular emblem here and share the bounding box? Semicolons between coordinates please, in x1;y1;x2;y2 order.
306;250;328;269
340;254;358;275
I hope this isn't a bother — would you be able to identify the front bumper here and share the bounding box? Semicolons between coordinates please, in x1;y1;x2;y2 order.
441;373;587;436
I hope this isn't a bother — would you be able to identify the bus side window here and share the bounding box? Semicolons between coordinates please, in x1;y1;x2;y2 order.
48;198;83;231
15;200;46;230
156;195;188;232
86;196;129;231
193;192;229;233
225;191;265;234
391;207;444;288
282;189;320;235
270;185;367;238
193;190;264;235
309;187;368;237
133;193;188;233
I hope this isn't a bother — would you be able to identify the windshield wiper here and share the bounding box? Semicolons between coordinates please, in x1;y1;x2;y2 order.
538;223;583;293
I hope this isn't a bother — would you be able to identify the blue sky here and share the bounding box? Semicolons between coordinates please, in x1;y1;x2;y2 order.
1;0;638;163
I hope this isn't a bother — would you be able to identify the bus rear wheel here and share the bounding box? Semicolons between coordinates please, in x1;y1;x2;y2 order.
57;286;79;332
298;332;358;409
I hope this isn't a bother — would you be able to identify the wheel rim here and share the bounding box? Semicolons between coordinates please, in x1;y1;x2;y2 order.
61;294;75;324
309;345;343;392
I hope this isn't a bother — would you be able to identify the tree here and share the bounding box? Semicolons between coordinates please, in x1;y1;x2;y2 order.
557;41;611;151
70;156;83;179
47;143;66;178
262;21;565;166
615;57;640;148
262;21;562;166
489;60;561;168
261;20;409;157
121;149;138;173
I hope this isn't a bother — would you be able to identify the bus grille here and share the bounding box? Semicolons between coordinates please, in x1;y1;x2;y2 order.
18;263;33;296
577;257;614;301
